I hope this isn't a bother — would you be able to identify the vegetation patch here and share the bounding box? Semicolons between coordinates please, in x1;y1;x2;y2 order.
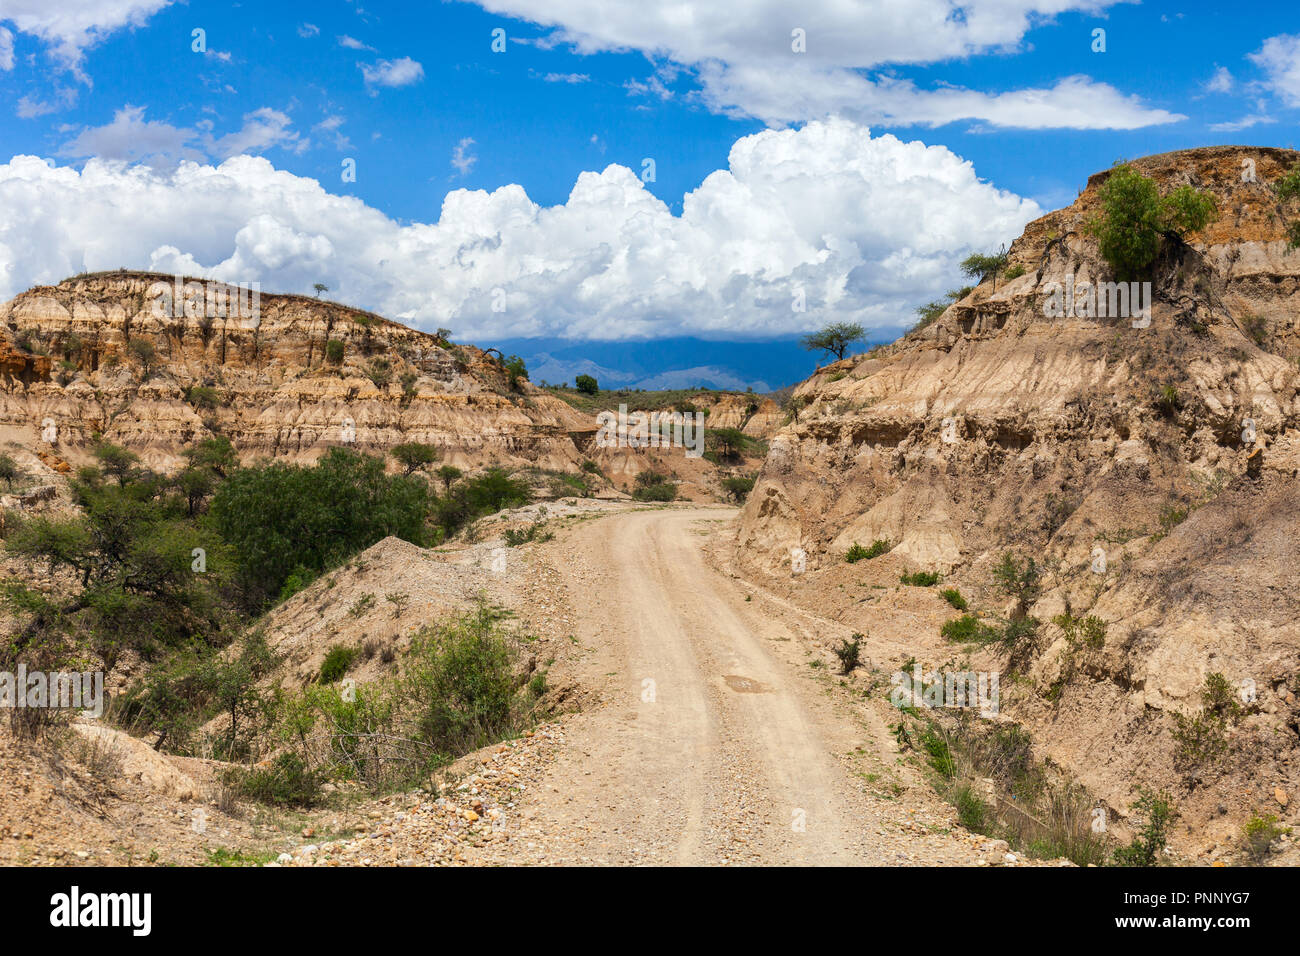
900;570;941;587
632;471;678;502
846;538;891;563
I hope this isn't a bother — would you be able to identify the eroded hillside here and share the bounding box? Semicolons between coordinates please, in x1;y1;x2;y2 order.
735;145;1300;855
0;271;779;502
0;271;600;475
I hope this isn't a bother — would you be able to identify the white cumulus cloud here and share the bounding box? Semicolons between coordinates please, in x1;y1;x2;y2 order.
0;120;1041;343
359;56;424;90
467;0;1181;129
0;0;174;77
1250;34;1300;108
55;105;304;165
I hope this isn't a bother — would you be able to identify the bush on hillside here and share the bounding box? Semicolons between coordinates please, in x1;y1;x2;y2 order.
209;448;433;610
1088;163;1217;280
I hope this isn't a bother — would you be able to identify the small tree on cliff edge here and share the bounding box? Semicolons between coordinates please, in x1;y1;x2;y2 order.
960;246;1009;291
1087;162;1217;281
800;322;865;363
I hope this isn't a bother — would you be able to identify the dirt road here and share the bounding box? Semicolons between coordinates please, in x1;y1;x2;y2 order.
509;506;1005;865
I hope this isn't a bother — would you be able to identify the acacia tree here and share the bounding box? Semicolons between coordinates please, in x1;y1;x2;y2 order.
800;322;865;362
709;427;749;460
960;247;1009;291
390;441;440;476
93;442;140;487
3;465;232;675
436;465;463;491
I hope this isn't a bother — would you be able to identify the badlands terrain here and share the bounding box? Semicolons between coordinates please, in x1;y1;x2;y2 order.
1;145;1299;867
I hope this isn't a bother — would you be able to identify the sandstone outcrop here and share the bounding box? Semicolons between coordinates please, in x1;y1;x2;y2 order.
0;271;597;474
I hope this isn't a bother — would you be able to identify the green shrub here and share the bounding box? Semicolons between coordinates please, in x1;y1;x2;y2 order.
1201;671;1242;720
992;551;1040;618
408;609;525;755
996;616;1041;668
1171;711;1227;768
325;339;345;365
1242;813;1289;864
4;468;235;679
632;471;678;502
435;464;463;491
1054;612;1108;651
940;588;968;611
272;606;540;793
834;634;862;675
278;565;314;603
1157;503;1188;537
1169;672;1241;772
367;358;393;388
503;355;528;391
1241;313;1269;346
231;752;321;808
400;371;419;404
503;521;553;547
209;448;434;610
185;385;221;410
911;300;948;332
846;538;891;563
575;374;598;395
0;453;20;489
919;727;956;778
319;645;359;684
941;614;993;643
1087;164;1217;280
1113;787;1177;866
953;783;991;832
900;570;940;587
547;472;590;498
434;467;532;536
720;475;755;502
1278;161;1300;249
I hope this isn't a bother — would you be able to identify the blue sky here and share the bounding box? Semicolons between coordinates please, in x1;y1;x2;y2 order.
1;1;1298;387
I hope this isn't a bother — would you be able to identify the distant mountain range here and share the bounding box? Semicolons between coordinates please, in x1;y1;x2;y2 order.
487;336;893;394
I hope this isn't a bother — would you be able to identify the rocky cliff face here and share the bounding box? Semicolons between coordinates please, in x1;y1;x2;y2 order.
736;146;1300;849
0;271;601;474
0;271;783;500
